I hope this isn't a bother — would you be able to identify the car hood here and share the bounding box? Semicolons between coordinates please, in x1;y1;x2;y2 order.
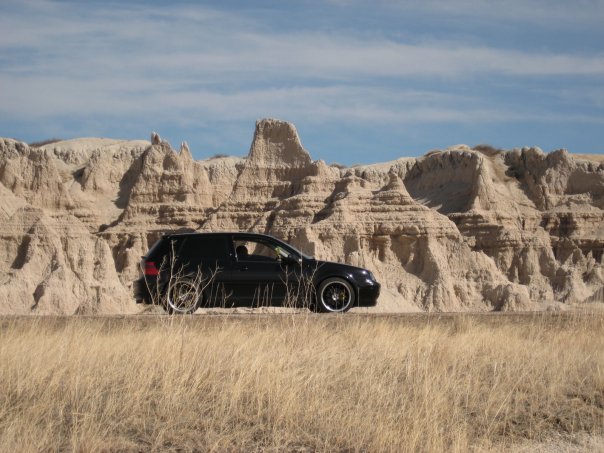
305;258;371;276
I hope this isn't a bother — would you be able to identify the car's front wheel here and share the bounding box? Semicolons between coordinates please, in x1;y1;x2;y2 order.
164;279;200;314
316;277;355;313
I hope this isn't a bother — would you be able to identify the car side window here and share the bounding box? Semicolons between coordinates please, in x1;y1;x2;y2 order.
233;239;281;262
174;236;229;268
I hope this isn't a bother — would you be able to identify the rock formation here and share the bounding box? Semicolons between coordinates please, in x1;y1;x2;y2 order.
0;119;603;314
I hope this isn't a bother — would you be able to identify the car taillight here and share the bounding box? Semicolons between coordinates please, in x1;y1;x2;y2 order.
144;261;159;276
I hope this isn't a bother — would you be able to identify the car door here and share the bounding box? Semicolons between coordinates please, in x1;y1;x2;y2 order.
223;236;300;307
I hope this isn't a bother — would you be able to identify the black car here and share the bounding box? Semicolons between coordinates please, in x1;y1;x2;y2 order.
134;232;380;314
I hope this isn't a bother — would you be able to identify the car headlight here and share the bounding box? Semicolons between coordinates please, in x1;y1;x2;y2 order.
363;270;376;281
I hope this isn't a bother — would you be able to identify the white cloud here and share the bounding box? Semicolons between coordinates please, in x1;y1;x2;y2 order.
1;0;602;80
339;0;604;26
2;75;601;129
0;0;602;134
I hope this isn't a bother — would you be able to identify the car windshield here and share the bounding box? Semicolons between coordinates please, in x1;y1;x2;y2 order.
290;244;313;260
275;238;314;260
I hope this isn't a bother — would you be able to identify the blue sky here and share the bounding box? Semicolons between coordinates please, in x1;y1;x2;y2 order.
1;0;603;164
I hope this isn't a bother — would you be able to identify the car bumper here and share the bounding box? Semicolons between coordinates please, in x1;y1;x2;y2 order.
357;281;380;307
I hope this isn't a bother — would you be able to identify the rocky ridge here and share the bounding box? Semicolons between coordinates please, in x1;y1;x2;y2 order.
1;119;603;314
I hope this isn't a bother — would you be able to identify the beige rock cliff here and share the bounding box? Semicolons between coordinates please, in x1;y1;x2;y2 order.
0;119;602;314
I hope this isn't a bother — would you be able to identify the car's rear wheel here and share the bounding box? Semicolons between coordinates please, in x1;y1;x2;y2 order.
164;279;200;314
316;277;355;313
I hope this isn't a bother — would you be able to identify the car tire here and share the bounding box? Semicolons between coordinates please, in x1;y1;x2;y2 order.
164;279;201;315
316;277;355;313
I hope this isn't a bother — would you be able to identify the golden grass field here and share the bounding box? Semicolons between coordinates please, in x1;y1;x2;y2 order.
0;313;603;452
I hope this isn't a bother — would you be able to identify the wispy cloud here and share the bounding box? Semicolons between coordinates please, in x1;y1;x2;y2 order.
2;1;602;80
0;0;602;159
332;0;604;26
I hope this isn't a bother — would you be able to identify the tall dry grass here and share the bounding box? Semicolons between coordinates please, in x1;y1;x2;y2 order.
0;313;602;452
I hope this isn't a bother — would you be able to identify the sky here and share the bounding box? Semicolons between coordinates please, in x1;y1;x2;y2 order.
1;0;603;164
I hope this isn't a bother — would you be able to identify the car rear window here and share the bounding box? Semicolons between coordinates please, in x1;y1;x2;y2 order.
173;236;230;268
146;237;170;261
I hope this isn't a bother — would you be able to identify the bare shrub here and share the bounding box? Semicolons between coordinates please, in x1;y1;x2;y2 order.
141;240;219;314
228;255;319;313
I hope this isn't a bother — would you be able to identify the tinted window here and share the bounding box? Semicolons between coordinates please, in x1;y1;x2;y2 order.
233;238;290;262
146;237;170;261
174;236;229;268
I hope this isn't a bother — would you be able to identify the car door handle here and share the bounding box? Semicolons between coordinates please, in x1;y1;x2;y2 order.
239;266;248;271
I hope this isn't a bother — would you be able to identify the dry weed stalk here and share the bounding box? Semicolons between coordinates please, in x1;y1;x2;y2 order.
141;239;220;314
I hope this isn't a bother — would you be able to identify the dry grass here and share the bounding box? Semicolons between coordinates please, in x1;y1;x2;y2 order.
0;313;602;452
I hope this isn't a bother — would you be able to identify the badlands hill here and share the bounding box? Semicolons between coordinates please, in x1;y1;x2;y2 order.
0;119;603;314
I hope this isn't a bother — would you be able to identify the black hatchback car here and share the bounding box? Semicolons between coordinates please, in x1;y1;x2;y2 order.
134;232;380;314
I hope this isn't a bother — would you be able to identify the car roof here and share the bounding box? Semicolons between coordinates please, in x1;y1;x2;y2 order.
162;232;277;240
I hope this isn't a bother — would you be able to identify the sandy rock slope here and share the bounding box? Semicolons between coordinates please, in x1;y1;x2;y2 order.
1;119;602;313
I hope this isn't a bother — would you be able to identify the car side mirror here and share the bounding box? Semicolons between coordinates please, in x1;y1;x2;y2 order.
282;254;301;265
